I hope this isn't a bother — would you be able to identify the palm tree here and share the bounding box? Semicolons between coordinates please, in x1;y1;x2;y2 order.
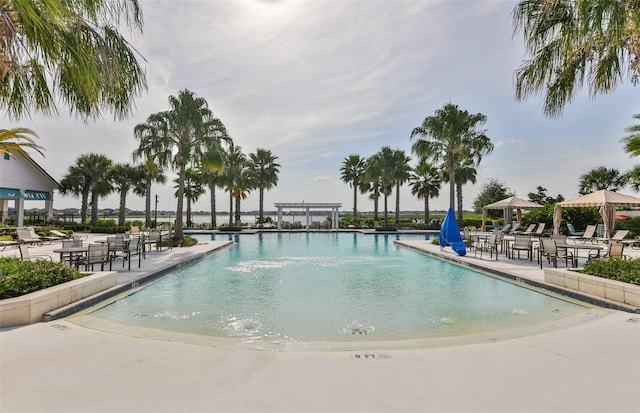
60;153;112;225
248;149;280;226
132;159;167;228
223;145;250;227
1;0;146;120
361;155;382;227
109;163;140;226
0;128;44;158
174;167;205;228
200;168;224;228
512;0;640;118
391;149;412;230
410;161;442;225
578;166;628;194
621;114;640;157
443;161;479;223
373;147;397;228
133;89;229;239
340;154;366;224
59;165;90;223
411;103;493;219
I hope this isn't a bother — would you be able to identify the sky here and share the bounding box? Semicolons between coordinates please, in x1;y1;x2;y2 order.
3;0;639;214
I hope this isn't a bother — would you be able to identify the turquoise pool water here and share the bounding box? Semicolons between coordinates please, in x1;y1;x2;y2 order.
89;232;587;342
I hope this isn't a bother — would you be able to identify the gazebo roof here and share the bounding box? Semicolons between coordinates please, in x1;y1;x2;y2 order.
557;189;640;208
483;196;541;210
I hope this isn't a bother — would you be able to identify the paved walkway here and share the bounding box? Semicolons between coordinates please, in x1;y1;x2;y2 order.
1;232;639;412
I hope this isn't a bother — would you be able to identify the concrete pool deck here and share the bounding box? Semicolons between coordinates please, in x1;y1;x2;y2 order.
1;232;639;412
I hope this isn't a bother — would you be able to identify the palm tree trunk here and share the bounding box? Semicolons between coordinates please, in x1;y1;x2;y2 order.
144;182;152;228
456;182;464;224
186;197;192;228
174;164;185;240
209;184;216;228
228;191;233;226
90;188;99;226
259;186;264;225
234;195;241;226
118;190;126;226
373;188;379;226
81;191;89;223
352;186;358;223
449;155;456;212
383;193;389;228
395;183;400;230
424;197;429;225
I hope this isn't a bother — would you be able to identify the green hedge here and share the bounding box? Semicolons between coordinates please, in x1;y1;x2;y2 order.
581;258;640;286
0;258;85;299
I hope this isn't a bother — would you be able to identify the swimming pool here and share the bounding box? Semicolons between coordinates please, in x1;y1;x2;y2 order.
88;232;588;344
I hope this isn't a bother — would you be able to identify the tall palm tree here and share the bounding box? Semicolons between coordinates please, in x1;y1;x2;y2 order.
133;89;229;239
410;161;442;225
443;161;479;223
578;166;628;194
200;168;224;228
109;163;139;226
248;149;280;226
1;0;146;120
361;155;382;227
411;103;493;219
391;149;412;230
340;154;366;224
174;167;205;228
132;159;167;228
59;165;90;223
512;0;640;118
60;153;112;225
0;128;44;158
223;145;250;227
373;147;398;228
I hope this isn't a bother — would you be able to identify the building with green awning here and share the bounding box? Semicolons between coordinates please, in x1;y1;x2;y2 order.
0;151;60;227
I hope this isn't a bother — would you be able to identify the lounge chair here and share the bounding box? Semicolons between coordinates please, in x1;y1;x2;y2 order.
595;230;630;244
509;222;520;233
50;229;73;239
566;223;584;236
16;228;44;246
533;223;546;236
0;239;20;251
28;227;60;243
19;244;52;261
569;225;596;243
515;224;536;235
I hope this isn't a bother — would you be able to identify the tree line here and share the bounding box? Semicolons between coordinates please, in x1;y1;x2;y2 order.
58;90;280;239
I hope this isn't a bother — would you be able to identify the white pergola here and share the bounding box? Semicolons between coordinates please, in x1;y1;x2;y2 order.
274;202;342;230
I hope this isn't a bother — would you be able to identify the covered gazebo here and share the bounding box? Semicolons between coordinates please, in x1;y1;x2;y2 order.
553;189;640;239
481;197;541;231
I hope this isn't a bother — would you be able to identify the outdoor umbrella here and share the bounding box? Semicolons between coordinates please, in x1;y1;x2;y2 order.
553;189;640;238
481;197;542;231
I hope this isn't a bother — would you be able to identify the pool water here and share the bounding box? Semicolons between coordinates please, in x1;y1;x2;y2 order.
89;232;587;343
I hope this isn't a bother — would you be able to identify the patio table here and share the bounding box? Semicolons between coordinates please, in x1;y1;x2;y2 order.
53;246;88;267
555;243;604;267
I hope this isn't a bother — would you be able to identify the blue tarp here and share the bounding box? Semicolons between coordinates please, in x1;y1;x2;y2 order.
439;207;466;256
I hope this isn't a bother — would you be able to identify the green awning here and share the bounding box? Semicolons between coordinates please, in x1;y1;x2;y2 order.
24;190;52;200
0;187;23;199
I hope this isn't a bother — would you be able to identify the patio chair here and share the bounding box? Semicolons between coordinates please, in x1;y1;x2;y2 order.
19;244;52;261
79;244;112;271
588;243;630;261
474;233;498;260
107;235;126;259
508;222;520;233
514;223;536;235
143;230;163;254
538;238;574;269
566;223;584;236
510;234;532;260
113;237;142;270
492;221;500;230
569;225;596;243
16;228;44;246
60;239;84;266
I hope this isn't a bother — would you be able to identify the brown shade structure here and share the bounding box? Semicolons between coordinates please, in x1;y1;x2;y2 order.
553;190;640;238
481;197;542;231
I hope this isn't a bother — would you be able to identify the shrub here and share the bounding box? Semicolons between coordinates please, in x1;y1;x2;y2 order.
0;258;85;299
581;258;640;286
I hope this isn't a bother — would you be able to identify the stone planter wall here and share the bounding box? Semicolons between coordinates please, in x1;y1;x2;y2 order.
0;272;118;328
544;268;640;308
